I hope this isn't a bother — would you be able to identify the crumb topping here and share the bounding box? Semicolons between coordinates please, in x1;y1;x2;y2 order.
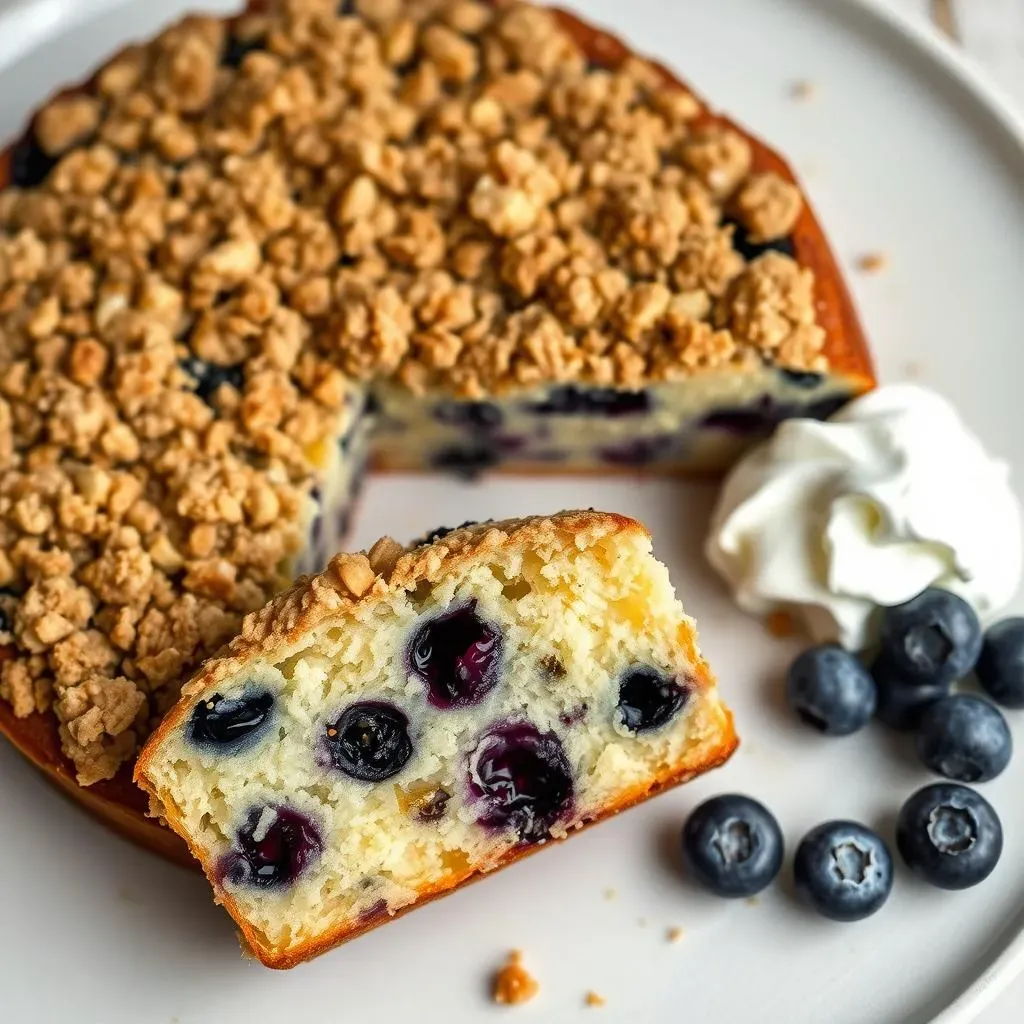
492;950;539;1006
0;0;822;783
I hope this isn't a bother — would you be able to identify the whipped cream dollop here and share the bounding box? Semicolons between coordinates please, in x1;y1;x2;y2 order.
706;384;1023;650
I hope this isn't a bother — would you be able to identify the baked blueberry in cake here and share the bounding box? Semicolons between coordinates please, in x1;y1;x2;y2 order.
0;0;870;859
135;511;736;966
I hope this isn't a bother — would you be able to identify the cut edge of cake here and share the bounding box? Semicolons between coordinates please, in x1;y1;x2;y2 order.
135;510;737;967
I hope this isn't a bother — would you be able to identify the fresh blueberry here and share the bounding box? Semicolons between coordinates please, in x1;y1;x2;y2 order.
681;794;784;898
915;694;1012;783
785;644;876;736
221;33;267;68
188;691;275;749
180;355;245;405
879;588;982;686
617;667;689;733
726;219;797;262
701;393;849;435
326;701;413;782
468;721;574;842
10;130;59;189
219;806;322;888
896;782;1003;890
430;443;500;480
528;385;652;418
976;617;1024;709
409;601;502;709
433;400;504;432
872;653;951;731
793;821;894;922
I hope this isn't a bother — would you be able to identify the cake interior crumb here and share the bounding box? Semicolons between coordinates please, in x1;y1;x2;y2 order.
585;991;607;1008
492;950;539;1006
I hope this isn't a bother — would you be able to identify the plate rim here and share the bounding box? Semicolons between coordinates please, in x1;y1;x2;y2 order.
0;0;1023;1020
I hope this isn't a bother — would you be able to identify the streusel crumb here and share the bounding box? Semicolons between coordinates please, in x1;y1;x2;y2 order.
492;950;539;1006
585;991;607;1008
0;0;828;783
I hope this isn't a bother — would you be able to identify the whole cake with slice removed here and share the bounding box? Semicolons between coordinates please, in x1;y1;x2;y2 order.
0;0;871;863
135;510;736;967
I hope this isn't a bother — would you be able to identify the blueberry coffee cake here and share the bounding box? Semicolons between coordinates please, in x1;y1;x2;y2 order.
135;511;737;966
0;0;870;859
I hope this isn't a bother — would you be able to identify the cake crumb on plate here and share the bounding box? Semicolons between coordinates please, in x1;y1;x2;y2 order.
603;887;617;901
789;79;816;101
585;992;607;1008
666;927;685;943
492;951;539;1006
857;251;888;273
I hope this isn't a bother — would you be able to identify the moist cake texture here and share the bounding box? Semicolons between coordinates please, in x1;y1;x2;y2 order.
135;511;737;967
0;0;870;797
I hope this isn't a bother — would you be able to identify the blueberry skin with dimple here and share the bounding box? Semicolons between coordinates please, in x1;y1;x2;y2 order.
188;691;275;750
786;645;876;736
793;821;894;922
915;694;1012;783
879;588;982;686
617;667;689;733
681;794;784;898
976;617;1024;709
872;653;951;731
896;783;1003;890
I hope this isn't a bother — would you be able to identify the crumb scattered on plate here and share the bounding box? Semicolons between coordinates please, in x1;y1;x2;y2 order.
666;927;685;943
857;251;888;273
492;951;539;1006
603;887;617;901
585;992;607;1008
766;610;797;639
636;916;648;927
746;896;761;907
904;360;925;380
790;79;816;101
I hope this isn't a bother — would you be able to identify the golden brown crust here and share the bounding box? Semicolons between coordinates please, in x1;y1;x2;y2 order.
0;0;856;865
137;510;737;967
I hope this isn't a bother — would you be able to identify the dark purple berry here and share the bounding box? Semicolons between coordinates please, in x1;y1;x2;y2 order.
726;219;797;262
896;783;1003;890
976;617;1024;709
793;821;893;922
220;806;322;889
326;701;413;782
433;400;503;432
872;653;950;731
702;393;849;435
681;794;784;898
409;602;502;709
617;667;689;733
786;645;876;736
598;435;674;466
915;695;1012;783
879;588;982;686
188;691;275;748
468;722;574;842
414;788;451;822
10;131;59;189
180;356;245;405
528;386;652;417
414;520;484;546
221;33;267;68
779;369;825;389
431;443;500;480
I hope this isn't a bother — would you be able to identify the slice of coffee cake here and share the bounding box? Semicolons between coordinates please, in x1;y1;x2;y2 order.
136;511;736;966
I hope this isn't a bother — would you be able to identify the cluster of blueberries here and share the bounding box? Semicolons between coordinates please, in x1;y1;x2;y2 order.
682;589;1024;921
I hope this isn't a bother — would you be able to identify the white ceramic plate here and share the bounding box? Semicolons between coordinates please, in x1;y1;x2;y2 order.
2;0;1024;1021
